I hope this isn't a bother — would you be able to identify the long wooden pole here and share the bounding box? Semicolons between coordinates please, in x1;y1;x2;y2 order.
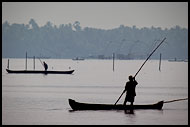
38;58;44;66
113;53;115;72
33;56;35;70
134;37;166;78
114;38;166;105
26;52;27;70
164;98;188;103
114;90;125;105
159;53;161;71
7;59;9;69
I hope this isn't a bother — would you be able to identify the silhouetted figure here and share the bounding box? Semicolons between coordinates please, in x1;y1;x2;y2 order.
43;61;48;71
123;75;138;106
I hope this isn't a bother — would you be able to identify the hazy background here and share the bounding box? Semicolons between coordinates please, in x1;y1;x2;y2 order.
2;2;188;59
2;2;188;125
2;2;188;29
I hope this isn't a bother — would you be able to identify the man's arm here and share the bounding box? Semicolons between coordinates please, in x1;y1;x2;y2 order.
133;77;138;85
124;82;128;92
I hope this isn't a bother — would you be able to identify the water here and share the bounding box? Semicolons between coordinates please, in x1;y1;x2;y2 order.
2;58;188;125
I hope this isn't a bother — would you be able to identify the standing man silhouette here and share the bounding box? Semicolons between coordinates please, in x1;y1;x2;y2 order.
43;61;48;71
123;75;138;106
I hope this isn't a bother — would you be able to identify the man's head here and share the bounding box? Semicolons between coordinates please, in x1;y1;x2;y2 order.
129;75;133;81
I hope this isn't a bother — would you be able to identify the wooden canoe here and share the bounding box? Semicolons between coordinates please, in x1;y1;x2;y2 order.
68;99;163;110
6;69;74;74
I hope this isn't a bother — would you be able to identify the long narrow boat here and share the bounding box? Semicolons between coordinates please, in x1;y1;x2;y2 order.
6;69;74;74
68;99;163;110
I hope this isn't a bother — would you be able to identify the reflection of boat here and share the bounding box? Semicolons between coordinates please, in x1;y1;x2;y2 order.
6;69;74;74
68;99;163;110
72;57;85;61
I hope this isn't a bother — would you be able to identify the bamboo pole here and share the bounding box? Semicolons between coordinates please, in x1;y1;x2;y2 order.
114;90;125;105
7;59;9;69
164;98;188;103
33;56;35;70
114;38;166;105
26;52;27;70
134;37;166;78
113;53;115;72
159;53;161;71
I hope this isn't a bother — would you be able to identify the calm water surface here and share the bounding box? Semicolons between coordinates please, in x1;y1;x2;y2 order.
2;59;188;125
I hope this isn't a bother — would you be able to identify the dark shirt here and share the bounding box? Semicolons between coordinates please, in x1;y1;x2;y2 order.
43;62;48;71
124;80;138;97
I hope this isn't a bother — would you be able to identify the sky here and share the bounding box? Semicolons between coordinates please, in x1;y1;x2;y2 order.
2;2;188;30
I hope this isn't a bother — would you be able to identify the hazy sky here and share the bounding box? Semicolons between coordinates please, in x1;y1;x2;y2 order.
2;2;188;29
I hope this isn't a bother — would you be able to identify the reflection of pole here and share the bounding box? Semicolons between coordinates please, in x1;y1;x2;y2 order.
26;52;27;70
159;53;161;71
113;53;115;72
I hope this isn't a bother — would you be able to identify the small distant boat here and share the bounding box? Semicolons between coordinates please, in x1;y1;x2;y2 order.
72;57;85;61
6;53;75;75
168;58;184;62
68;99;163;110
183;59;188;62
6;69;74;74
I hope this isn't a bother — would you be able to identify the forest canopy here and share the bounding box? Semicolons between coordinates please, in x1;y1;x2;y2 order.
2;19;188;60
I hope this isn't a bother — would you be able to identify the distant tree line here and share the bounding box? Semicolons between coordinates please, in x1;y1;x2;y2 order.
2;18;188;59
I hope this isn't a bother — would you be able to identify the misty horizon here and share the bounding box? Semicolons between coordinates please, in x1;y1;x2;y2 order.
2;19;188;60
2;2;188;30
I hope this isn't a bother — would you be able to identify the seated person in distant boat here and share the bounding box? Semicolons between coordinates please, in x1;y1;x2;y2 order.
43;61;48;71
123;75;138;106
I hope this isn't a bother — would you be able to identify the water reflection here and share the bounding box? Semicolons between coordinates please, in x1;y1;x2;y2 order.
124;109;135;114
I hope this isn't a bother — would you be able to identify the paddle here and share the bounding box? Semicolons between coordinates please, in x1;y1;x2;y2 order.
114;90;125;105
164;98;188;103
38;58;44;67
114;37;166;105
133;37;166;78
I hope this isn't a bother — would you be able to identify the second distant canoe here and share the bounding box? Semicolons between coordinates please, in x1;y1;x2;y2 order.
6;69;74;74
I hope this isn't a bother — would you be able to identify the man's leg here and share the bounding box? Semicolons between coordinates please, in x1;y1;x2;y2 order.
123;96;127;105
